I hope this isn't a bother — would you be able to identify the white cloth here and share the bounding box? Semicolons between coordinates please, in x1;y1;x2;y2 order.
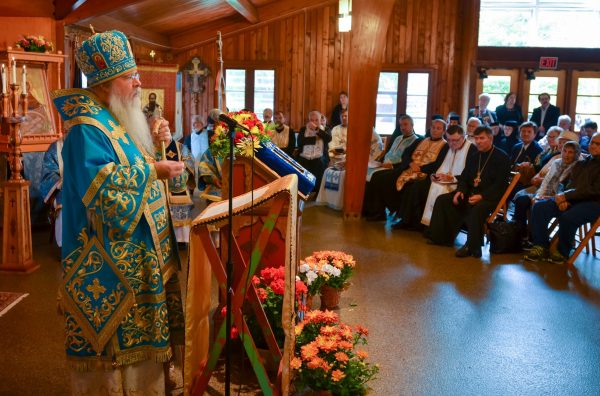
330;125;347;153
316;168;345;210
174;225;190;243
300;128;325;160
421;140;472;226
70;359;166;396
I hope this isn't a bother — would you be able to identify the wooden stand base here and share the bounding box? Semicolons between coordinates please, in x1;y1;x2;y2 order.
0;180;38;274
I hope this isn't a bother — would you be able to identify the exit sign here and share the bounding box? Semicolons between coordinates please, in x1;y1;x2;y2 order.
539;57;559;70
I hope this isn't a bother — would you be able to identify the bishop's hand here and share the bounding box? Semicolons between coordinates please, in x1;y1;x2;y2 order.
155;160;184;179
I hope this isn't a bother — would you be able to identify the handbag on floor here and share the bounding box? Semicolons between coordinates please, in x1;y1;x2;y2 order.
488;220;521;254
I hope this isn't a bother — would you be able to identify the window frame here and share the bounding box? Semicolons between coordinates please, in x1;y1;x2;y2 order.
375;68;434;136
569;70;600;130
224;65;277;113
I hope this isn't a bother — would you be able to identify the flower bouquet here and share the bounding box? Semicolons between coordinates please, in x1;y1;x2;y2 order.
299;251;356;309
209;110;272;159
15;35;54;53
291;310;379;395
247;266;308;348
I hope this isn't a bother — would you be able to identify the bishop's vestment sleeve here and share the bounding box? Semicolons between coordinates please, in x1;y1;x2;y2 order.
63;124;157;236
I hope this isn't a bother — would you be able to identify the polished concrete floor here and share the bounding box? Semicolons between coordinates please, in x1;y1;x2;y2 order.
1;205;600;395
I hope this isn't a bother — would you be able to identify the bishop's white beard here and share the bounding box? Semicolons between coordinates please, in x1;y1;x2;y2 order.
108;89;155;155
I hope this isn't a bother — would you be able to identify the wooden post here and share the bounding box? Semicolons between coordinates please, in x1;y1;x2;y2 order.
1;84;38;273
343;0;396;218
458;0;480;122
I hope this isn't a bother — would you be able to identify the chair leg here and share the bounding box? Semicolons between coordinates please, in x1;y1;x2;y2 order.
566;223;600;267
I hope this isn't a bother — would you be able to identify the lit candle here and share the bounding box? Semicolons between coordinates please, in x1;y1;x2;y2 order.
1;64;6;94
11;57;16;85
22;65;27;95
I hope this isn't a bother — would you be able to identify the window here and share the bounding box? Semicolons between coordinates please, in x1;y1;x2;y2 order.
527;77;559;119
375;71;431;135
225;69;245;111
375;72;399;135
574;77;600;130
225;68;275;113
479;0;600;48
482;75;512;112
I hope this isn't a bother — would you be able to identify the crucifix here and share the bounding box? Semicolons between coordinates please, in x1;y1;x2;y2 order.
185;57;210;113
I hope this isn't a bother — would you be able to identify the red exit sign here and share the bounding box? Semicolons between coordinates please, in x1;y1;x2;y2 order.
539;57;559;70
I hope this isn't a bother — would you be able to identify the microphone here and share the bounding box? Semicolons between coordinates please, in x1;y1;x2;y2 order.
215;110;251;132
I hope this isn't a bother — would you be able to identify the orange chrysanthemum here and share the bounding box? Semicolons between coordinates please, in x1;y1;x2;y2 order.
331;369;346;382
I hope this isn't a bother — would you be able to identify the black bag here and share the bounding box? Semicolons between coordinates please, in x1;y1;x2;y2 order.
488;221;521;254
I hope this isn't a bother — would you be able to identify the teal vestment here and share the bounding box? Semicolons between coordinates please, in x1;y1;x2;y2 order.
52;88;184;370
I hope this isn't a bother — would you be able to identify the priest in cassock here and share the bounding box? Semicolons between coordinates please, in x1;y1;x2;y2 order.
52;30;185;394
427;125;511;258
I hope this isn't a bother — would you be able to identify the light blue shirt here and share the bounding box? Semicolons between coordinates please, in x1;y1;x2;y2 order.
190;129;209;163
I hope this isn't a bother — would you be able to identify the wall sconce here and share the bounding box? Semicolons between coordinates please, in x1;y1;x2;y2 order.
525;68;536;80
338;0;352;32
477;67;488;79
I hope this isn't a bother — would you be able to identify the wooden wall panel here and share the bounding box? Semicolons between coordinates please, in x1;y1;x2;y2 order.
169;0;473;137
173;3;353;134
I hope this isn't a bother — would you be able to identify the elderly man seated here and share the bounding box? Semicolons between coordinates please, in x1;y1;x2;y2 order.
426;126;511;258
393;122;476;230
363;115;418;220
524;132;600;264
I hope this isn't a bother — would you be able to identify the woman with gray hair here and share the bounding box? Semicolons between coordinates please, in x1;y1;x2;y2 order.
514;140;581;248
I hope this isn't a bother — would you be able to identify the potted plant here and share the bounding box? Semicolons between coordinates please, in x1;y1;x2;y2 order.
15;35;54;53
247;266;308;349
291;310;379;395
300;251;356;310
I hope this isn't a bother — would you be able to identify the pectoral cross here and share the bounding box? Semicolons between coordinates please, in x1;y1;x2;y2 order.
474;173;481;187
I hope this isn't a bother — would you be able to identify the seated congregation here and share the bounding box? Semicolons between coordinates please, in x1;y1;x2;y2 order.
357;92;600;264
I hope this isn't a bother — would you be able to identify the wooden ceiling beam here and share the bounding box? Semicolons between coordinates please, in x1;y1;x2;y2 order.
171;0;336;52
225;0;259;24
61;0;148;25
80;15;171;48
53;0;79;20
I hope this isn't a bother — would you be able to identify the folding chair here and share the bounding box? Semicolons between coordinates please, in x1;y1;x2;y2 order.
486;171;521;230
551;215;600;267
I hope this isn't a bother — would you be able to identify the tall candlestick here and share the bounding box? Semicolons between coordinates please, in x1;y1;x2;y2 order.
22;65;27;95
11;57;17;85
1;64;6;94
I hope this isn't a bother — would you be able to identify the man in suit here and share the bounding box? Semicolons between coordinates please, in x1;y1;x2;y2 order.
529;92;560;140
510;121;543;193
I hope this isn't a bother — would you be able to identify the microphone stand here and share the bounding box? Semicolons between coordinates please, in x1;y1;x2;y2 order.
223;116;237;396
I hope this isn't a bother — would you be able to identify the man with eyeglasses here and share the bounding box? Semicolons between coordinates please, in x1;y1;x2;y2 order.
51;30;185;395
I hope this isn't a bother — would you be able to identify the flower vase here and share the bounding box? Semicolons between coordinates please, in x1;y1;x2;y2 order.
320;285;341;310
305;294;314;311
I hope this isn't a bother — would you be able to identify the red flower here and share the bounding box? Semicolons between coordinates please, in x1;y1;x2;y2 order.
230;327;239;339
270;278;285;295
257;287;268;302
295;280;308;297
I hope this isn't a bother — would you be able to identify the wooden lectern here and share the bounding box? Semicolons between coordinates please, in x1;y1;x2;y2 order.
185;175;299;395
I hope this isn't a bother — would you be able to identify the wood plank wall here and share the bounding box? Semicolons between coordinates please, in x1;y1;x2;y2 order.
132;0;474;135
383;0;467;118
